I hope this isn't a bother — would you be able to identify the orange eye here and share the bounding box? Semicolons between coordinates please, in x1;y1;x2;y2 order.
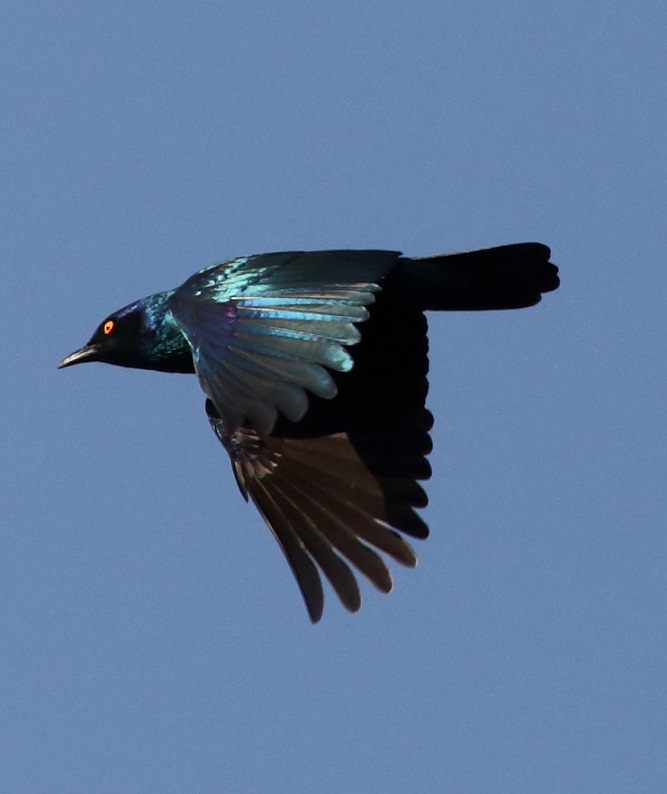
103;320;114;335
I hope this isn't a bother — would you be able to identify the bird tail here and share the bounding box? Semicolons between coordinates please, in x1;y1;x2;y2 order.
393;243;559;311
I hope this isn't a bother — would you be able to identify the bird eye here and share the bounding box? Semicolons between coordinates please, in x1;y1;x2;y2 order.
103;320;115;335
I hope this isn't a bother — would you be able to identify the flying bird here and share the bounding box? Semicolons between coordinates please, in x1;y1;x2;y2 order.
59;243;559;622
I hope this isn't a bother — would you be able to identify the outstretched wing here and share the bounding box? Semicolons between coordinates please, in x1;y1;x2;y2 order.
170;250;400;436
206;400;431;623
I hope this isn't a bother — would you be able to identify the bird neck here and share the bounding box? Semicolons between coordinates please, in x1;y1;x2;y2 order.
133;290;196;373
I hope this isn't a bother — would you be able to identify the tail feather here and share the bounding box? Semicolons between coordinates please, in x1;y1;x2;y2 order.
394;243;559;311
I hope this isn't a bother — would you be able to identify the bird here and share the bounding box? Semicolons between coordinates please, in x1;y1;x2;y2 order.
59;243;559;622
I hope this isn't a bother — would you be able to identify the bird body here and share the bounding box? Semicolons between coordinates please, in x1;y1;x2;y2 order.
60;243;559;622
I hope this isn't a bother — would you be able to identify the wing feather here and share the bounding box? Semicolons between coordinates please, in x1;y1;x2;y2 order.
171;250;400;436
208;402;429;621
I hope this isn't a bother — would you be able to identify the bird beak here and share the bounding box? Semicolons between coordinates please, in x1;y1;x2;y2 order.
58;343;102;369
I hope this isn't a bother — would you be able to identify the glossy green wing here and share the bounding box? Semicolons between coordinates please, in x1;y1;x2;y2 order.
170;250;399;435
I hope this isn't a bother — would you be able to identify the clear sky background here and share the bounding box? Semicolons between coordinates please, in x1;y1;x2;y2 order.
3;2;666;792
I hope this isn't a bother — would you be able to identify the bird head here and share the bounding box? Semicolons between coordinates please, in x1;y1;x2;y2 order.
59;291;194;373
58;302;147;370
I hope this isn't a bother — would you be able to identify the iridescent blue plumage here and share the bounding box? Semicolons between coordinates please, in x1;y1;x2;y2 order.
131;290;193;370
59;244;559;622
170;251;397;436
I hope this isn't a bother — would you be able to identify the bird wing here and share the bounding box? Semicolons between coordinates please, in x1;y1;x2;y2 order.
206;400;431;622
169;250;400;436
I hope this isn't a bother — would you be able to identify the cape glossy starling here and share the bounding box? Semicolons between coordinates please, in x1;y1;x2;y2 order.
60;243;559;621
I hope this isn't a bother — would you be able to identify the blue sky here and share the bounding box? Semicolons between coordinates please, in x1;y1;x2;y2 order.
3;2;666;792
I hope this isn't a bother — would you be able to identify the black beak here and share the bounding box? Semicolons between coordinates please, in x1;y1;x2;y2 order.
58;344;102;369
